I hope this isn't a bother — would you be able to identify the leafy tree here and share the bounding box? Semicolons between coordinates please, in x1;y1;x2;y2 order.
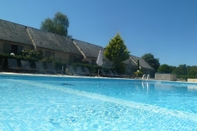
173;64;187;75
137;59;140;70
158;64;174;73
187;66;197;76
40;12;70;36
172;64;197;79
142;53;160;72
104;33;130;73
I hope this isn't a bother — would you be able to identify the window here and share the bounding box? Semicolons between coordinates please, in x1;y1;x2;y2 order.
4;43;23;55
45;51;55;57
45;51;51;57
11;45;18;54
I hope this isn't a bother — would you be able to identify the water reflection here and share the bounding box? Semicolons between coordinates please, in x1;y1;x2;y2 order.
187;85;197;91
141;81;149;94
142;81;149;89
154;82;175;90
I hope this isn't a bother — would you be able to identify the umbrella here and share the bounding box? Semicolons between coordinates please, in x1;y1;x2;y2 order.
96;50;103;76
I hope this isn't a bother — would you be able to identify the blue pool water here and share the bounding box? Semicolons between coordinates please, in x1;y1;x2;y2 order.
0;74;197;131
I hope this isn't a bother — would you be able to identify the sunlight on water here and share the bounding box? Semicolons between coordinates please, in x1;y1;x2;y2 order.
0;75;197;130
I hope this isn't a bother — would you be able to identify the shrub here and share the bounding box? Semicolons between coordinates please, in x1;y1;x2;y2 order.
22;49;43;61
134;71;143;77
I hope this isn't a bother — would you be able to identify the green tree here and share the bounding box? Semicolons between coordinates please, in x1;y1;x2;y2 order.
187;66;197;76
104;33;130;73
173;64;187;75
158;64;174;73
40;12;70;36
142;53;160;72
137;59;140;71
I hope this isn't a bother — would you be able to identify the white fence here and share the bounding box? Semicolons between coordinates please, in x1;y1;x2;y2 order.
187;79;197;83
155;73;177;81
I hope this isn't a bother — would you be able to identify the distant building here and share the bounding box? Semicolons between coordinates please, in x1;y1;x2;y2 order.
0;19;154;76
123;55;154;77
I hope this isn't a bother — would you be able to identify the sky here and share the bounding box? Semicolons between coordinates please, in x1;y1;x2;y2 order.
0;0;197;66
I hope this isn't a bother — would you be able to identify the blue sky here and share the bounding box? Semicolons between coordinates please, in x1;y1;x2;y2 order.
0;0;197;66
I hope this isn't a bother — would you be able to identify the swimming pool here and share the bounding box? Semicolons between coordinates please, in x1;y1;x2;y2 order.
0;74;197;131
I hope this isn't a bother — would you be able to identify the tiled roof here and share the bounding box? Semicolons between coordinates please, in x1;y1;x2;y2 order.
73;39;108;60
130;55;154;70
0;19;32;45
0;19;82;55
27;27;81;55
123;57;137;66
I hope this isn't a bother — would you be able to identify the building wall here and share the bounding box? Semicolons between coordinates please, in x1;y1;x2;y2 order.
103;60;112;67
0;41;4;52
37;47;67;62
0;40;33;54
36;47;82;65
55;51;70;63
85;57;94;64
0;41;82;66
142;68;154;77
85;56;112;67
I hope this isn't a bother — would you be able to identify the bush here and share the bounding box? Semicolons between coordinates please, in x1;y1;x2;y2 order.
0;48;68;71
134;71;143;77
22;49;43;61
177;75;196;80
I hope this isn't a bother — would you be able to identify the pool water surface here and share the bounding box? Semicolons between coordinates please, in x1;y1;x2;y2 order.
0;74;197;130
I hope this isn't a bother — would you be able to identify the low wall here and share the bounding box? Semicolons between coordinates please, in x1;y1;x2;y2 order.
155;73;177;81
187;79;197;83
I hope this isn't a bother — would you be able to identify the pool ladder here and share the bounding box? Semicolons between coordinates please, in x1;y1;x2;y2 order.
142;74;150;80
